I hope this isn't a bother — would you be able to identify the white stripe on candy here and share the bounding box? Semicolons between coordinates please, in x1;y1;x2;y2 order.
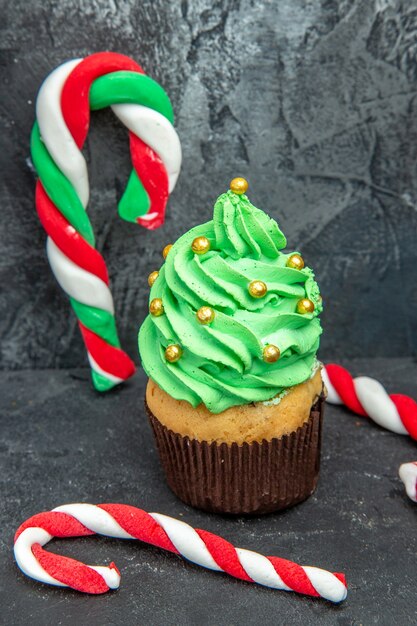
112;104;182;192
321;367;342;404
353;376;408;435
236;548;291;590
150;513;222;571
14;527;63;587
36;59;88;207
53;504;134;539
399;462;417;503
47;238;114;314
89;565;121;589
302;566;348;603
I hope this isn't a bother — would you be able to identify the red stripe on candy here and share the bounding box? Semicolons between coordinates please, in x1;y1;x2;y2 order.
35;182;109;285
325;364;367;416
334;572;347;586
15;511;94;542
61;52;144;148
129;133;169;230
391;394;417;441
32;544;109;594
195;529;252;582
78;323;136;380
98;504;179;554
268;556;319;597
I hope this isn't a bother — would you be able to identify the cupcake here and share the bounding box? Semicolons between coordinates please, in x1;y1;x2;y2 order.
139;178;324;514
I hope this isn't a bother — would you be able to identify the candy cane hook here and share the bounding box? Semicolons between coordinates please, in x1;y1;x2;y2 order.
323;364;417;440
32;52;182;391
14;503;347;603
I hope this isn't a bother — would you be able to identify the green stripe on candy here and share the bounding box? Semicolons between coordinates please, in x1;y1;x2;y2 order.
89;71;174;123
118;170;150;222
92;370;119;392
71;299;122;391
31;123;95;246
70;299;121;348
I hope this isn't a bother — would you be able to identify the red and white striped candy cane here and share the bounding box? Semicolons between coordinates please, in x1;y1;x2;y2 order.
323;364;417;440
32;52;181;392
14;503;347;603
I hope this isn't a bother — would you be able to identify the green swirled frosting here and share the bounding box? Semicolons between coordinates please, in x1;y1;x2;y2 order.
139;188;323;413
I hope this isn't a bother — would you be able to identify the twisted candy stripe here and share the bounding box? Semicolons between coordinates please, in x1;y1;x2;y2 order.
32;52;181;391
322;364;417;440
14;503;347;603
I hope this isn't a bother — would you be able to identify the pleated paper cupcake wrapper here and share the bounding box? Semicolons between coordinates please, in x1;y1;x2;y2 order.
146;394;324;515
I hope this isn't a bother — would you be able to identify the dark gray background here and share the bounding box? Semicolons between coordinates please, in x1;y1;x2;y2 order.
1;0;417;370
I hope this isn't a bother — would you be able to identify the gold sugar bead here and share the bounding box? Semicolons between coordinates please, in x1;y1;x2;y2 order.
191;236;210;255
263;344;281;363
230;177;249;195
148;271;159;287
296;298;315;314
286;254;305;270
196;306;215;325
162;244;173;259
248;280;267;298
150;298;164;316
165;344;182;363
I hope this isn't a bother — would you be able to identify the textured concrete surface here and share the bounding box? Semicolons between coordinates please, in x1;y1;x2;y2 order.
2;359;417;625
1;0;417;370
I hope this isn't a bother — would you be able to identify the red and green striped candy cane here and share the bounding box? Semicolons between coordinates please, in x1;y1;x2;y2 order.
32;52;181;391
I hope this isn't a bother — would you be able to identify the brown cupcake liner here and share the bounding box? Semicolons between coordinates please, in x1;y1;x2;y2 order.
146;394;324;515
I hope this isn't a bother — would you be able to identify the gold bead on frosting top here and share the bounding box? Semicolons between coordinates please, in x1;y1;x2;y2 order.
148;271;159;287
230;177;249;195
296;298;315;315
191;236;210;255
162;244;173;259
263;344;281;363
196;306;215;325
165;344;182;363
248;280;267;298
150;298;164;316
286;253;305;270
